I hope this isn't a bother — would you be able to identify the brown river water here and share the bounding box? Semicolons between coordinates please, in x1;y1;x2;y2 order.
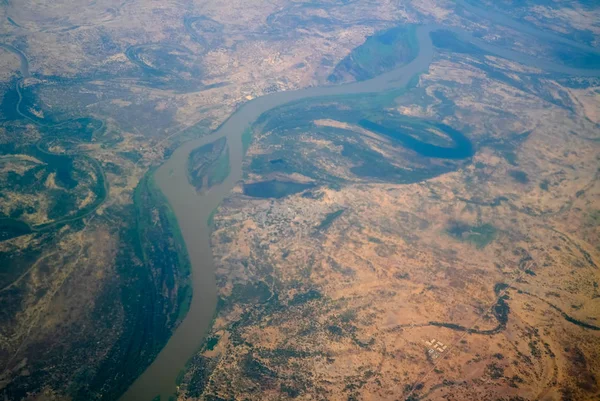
120;13;600;400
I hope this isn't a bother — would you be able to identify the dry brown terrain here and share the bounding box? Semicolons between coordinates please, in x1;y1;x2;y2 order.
0;0;598;400
178;47;600;401
3;0;417;399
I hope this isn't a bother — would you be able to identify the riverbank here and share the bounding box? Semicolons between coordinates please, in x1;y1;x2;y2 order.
122;12;600;401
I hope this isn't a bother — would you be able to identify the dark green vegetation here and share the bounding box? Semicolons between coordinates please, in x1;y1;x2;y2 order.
249;87;474;189
0;170;191;401
243;180;315;199
554;45;600;70
183;354;218;398
208;147;231;188
358;120;473;159
446;221;497;248
509;169;529;184
71;171;192;400
587;210;600;228
1;63;192;399
289;289;322;306
430;30;482;55
184;16;224;51
227;281;272;306
0;218;32;241
329;25;419;83
40;117;105;143
187;137;230;192
0;227;49;295
0;85;107;238
316;209;345;231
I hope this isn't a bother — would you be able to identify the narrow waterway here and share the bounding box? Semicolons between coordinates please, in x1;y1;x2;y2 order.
121;13;600;401
455;0;600;55
0;43;30;78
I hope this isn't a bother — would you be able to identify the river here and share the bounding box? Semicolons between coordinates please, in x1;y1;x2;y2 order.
0;43;30;78
120;10;600;401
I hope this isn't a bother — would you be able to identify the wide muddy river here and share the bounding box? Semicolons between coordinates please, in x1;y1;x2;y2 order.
120;10;600;401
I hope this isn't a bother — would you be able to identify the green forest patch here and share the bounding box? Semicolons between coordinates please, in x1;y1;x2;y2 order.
328;25;419;83
446;221;498;248
187;137;230;192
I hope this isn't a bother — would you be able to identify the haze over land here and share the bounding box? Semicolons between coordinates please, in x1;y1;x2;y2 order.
0;0;599;401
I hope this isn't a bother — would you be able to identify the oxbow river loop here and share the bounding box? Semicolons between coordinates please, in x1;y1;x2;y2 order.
120;17;600;401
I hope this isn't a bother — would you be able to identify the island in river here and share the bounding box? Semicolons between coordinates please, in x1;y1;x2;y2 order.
134;5;599;401
1;0;599;400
